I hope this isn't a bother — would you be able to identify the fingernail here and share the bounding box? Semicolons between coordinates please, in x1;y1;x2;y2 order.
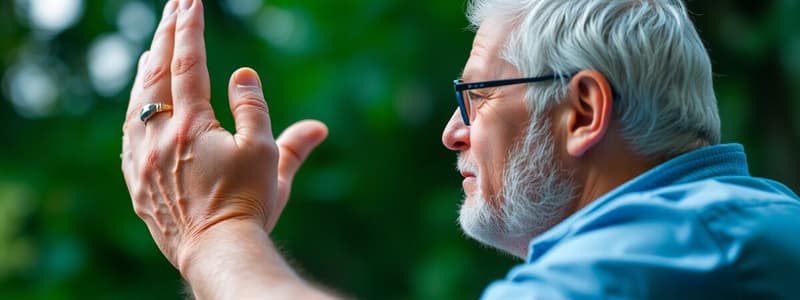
235;68;261;88
162;0;176;20
180;0;192;11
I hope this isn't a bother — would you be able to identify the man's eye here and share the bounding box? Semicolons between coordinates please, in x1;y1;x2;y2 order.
468;91;485;102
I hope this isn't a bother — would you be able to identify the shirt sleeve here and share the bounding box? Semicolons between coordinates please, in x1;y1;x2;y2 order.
480;197;738;300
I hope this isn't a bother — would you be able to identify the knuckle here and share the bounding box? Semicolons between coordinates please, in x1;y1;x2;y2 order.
170;115;218;148
234;97;269;115
174;115;200;142
259;140;280;158
245;137;277;159
132;204;151;220
130;186;151;217
142;64;169;88
246;136;278;158
172;127;196;149
280;143;303;164
174;119;192;142
236;86;264;101
173;130;188;146
172;54;201;76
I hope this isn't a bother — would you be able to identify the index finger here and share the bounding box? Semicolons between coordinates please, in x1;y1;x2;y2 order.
171;0;211;115
125;51;150;126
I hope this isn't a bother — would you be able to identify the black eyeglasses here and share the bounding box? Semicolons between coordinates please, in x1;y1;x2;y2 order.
453;74;573;126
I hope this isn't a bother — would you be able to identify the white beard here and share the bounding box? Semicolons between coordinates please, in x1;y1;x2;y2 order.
457;113;577;258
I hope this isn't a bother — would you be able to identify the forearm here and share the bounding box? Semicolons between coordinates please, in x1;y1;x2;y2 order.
179;220;336;300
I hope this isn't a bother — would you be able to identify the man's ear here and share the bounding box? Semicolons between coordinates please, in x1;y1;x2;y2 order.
563;70;614;157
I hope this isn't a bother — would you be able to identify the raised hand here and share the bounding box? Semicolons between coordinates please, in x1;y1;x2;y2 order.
121;0;327;273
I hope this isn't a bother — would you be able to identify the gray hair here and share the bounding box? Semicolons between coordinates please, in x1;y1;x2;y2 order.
467;0;721;157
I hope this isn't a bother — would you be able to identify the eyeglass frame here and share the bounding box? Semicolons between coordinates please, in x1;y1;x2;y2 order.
453;73;574;126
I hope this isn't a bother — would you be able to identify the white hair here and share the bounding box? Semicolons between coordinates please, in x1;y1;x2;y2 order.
467;0;721;157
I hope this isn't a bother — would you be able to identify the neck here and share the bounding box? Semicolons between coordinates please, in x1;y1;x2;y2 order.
567;129;664;215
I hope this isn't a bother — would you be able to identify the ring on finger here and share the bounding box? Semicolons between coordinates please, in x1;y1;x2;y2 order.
140;102;173;124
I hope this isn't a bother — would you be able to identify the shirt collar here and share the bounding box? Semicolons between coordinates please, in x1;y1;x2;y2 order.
527;143;749;260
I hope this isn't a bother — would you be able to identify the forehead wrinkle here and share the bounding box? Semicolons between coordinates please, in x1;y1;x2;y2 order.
465;42;508;82
468;18;518;83
461;39;489;82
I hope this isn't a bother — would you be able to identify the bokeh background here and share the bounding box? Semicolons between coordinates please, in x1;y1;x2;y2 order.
0;0;798;299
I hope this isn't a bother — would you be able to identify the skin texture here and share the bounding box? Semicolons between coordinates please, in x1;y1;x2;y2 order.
123;1;663;298
443;17;533;210
444;17;577;257
442;16;663;257
122;0;332;298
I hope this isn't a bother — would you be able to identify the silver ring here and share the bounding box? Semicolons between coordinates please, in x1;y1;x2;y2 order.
140;103;173;124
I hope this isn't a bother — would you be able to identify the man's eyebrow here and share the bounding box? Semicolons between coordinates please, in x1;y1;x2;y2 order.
458;69;475;82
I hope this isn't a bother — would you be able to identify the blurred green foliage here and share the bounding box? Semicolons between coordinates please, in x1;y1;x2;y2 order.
0;0;798;299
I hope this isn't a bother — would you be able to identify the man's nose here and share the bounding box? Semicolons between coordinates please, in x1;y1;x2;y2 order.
442;109;470;151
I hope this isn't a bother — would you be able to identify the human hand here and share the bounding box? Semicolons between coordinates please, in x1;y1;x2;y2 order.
121;0;327;272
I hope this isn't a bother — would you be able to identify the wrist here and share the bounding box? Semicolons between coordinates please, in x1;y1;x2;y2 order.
178;220;302;299
177;219;267;275
175;219;337;299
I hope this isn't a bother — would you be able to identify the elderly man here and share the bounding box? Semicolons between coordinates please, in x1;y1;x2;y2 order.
122;0;800;298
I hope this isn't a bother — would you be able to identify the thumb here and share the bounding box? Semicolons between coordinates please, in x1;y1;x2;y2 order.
275;120;329;202
228;67;273;144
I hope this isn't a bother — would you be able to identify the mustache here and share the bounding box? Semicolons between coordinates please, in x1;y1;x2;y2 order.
456;154;478;175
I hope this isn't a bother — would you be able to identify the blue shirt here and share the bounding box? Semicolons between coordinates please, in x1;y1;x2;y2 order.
481;144;800;300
